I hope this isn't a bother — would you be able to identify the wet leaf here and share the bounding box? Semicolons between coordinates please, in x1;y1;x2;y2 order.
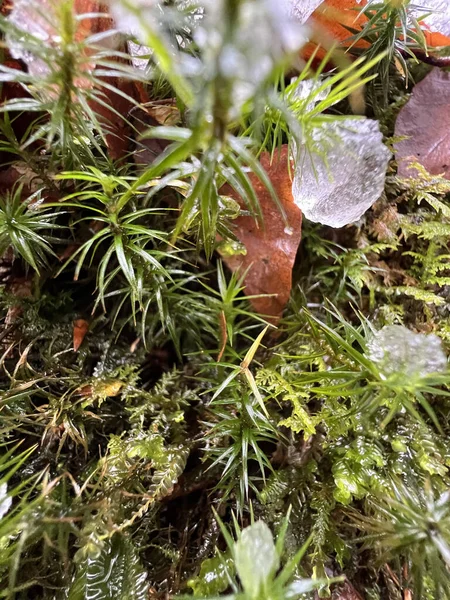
73;319;89;352
188;553;234;597
221;146;302;320
395;68;450;180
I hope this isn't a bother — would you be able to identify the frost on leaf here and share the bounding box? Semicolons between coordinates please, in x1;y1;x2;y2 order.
234;521;279;596
292;117;391;228
367;325;447;379
0;482;12;520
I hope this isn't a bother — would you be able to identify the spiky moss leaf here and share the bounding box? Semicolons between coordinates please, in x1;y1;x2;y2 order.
259;470;290;506
387;286;446;306
68;534;148;600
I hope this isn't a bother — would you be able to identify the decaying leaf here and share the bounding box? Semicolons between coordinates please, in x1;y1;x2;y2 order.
221;146;302;320
395;68;450;180
73;318;89;352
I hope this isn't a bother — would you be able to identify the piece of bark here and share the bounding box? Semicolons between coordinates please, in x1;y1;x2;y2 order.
395;68;450;179
220;146;302;320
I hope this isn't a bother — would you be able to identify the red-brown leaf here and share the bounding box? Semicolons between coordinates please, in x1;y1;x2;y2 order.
73;319;89;352
221;146;302;320
395;68;450;179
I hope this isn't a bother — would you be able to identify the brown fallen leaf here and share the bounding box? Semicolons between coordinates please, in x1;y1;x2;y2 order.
331;579;364;600
220;146;302;320
74;1;150;161
73;318;89;352
395;68;450;179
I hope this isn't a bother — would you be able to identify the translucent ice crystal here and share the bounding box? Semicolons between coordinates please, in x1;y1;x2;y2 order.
8;0;120;77
291;76;331;111
0;483;11;520
292;116;391;228
7;0;54;77
287;0;324;23
410;0;450;37
234;522;279;596
367;325;447;379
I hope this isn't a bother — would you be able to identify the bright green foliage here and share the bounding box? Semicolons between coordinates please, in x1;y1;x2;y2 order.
188;553;235;597
351;0;428;104
352;482;450;599
198;512;334;600
0;186;62;272
68;534;148;600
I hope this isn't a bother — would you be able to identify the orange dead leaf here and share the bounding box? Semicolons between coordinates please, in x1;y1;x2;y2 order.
73;319;89;352
220;146;302;321
312;0;367;45
303;0;450;62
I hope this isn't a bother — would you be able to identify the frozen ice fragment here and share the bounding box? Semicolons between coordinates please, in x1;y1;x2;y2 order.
410;0;450;37
0;482;11;520
234;521;279;596
7;0;55;77
287;0;324;23
367;325;447;379
291;76;331;111
8;0;120;78
292;118;391;227
127;41;151;71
